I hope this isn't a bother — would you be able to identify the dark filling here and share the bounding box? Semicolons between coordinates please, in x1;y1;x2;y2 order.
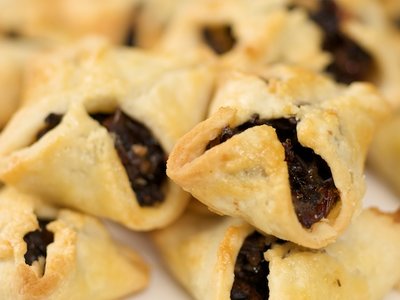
201;24;237;55
23;218;54;267
36;113;63;140
92;110;166;206
207;114;340;228
395;17;400;29
310;0;373;84
123;25;137;47
123;6;142;47
231;232;271;300
36;110;167;206
4;30;21;39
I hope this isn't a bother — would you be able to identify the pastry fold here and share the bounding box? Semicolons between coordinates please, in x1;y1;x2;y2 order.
167;66;389;248
0;187;149;300
152;203;400;300
0;39;215;230
369;109;400;196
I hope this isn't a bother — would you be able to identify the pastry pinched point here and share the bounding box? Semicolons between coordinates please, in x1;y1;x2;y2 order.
0;187;149;300
152;203;400;300
167;66;389;248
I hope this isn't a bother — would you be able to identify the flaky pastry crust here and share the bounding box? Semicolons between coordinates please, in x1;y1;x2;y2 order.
167;66;389;248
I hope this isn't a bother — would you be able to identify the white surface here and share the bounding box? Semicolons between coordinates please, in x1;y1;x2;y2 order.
107;169;400;300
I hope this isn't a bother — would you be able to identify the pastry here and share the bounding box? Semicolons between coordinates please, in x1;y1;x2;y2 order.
155;0;329;72
0;187;149;299
369;109;400;196
0;38;215;230
0;0;139;44
167;66;389;248
293;0;400;108
153;203;400;300
0;38;44;129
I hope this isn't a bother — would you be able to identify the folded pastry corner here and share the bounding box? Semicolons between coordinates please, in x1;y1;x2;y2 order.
153;203;400;300
0;40;215;230
0;187;149;300
167;66;389;248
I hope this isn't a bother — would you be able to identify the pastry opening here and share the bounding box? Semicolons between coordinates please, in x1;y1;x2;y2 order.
4;30;21;39
23;218;54;276
309;0;374;84
230;231;271;300
207;114;340;229
123;6;142;47
36;110;167;207
201;24;237;55
36;113;63;140
91;109;167;207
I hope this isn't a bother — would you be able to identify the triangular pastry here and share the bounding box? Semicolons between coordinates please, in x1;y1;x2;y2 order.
0;39;215;230
167;66;389;248
0;187;149;300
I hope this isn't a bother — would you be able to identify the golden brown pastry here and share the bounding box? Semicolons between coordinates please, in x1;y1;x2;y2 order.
153;203;400;300
167;66;389;248
155;0;329;72
369;110;400;196
0;187;149;300
0;0;139;44
0;38;215;230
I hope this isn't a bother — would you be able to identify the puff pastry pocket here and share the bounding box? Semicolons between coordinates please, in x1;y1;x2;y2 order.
369;110;400;196
167;66;389;248
0;187;148;300
152;204;400;300
293;0;400;107
0;40;215;230
156;0;329;71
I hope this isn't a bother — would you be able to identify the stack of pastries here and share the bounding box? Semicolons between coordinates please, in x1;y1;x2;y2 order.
0;0;399;299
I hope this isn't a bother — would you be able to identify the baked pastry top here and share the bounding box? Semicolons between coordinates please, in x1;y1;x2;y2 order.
0;187;149;300
0;38;215;230
167;65;389;248
153;203;400;300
